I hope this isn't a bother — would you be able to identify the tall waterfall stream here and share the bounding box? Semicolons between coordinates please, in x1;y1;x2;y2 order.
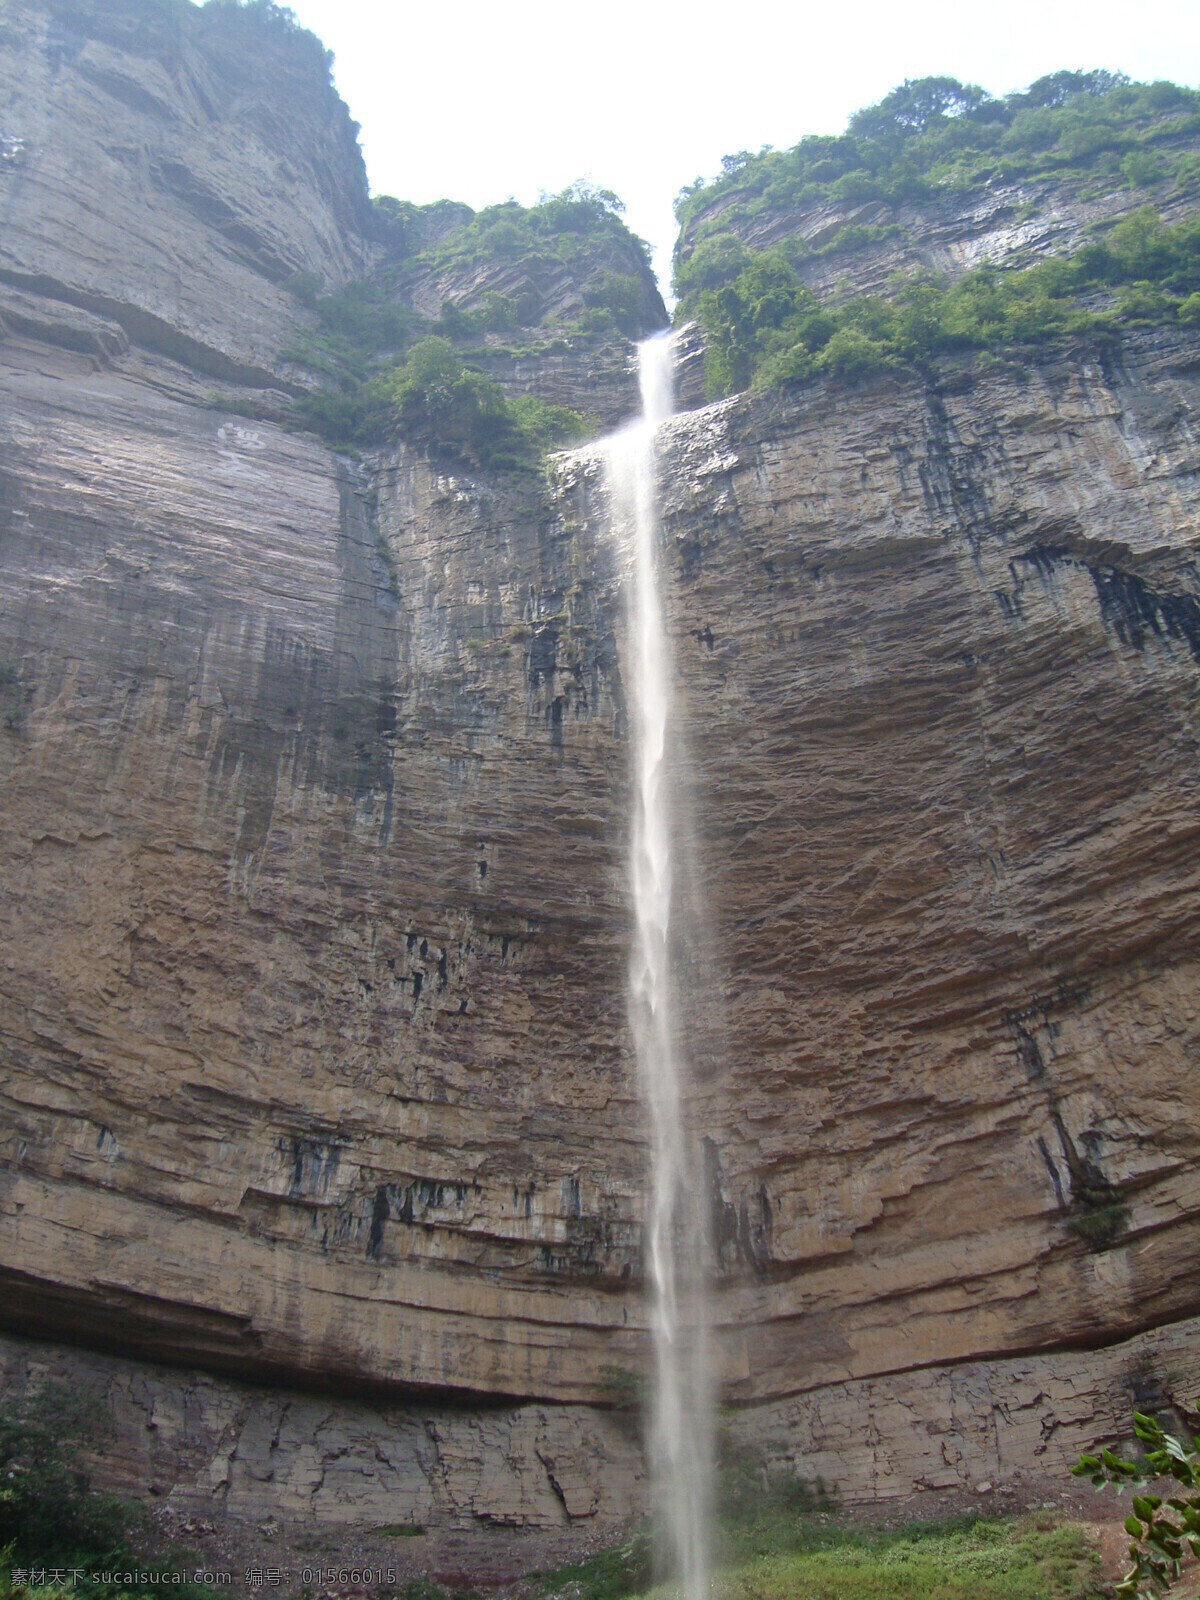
605;334;712;1598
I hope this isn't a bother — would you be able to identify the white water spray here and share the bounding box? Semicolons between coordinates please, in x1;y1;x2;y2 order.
606;334;711;1600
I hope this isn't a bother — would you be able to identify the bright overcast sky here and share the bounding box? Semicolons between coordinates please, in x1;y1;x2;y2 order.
284;0;1200;298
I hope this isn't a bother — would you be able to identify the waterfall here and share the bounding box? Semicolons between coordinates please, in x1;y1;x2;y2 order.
606;333;712;1599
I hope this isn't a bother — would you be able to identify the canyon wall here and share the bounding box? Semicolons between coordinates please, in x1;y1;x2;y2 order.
2;0;1200;1541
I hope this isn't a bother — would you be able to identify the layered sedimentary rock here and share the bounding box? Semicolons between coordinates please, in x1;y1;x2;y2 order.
2;0;1200;1528
5;1318;1197;1524
0;0;660;416
0;1331;643;1535
0;0;369;380
0;337;646;1398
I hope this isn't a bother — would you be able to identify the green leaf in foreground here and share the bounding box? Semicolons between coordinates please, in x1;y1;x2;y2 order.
1072;1398;1200;1598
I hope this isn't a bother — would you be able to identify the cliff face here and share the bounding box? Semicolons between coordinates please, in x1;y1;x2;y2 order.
0;0;370;379
0;345;645;1399
3;0;1200;1537
651;332;1200;1397
0;0;651;1437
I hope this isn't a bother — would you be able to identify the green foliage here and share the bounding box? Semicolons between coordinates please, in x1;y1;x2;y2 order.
281;269;323;307
710;1517;1099;1600
383;336;509;447
298;337;586;469
1071;1403;1200;1596
675;73;1200;240
282;180;651;464
294;377;393;448
536;1531;654;1600
424;181;647;279
393;182;658;345
579;272;655;336
714;1443;833;1563
674;73;1200;402
381;338;583;467
814;222;906;257
0;1388;215;1598
1061;1154;1130;1250
508;394;590;453
685;206;1200;398
375;528;399;597
0;1389;125;1560
539;1435;1095;1600
289;281;421;380
848;75;992;142
364;196;423;258
689;248;833;393
280;277;428;443
536;1499;1096;1600
814;325;895;377
1066;1200;1129;1249
597;1366;646;1411
1123;149;1168;189
673;233;756;302
434;292;541;338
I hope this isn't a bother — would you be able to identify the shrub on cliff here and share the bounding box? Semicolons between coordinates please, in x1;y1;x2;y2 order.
383;340;586;466
577;272;659;337
298;337;587;469
411;183;662;338
383;337;513;458
684;204;1200;399
673;72;1200;398
285;180;650;462
425;183;648;276
508;394;590;454
302;280;418;358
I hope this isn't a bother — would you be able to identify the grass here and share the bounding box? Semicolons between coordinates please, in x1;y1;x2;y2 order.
536;1514;1100;1600
534;1451;1101;1600
537;1530;654;1600
708;1517;1099;1600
